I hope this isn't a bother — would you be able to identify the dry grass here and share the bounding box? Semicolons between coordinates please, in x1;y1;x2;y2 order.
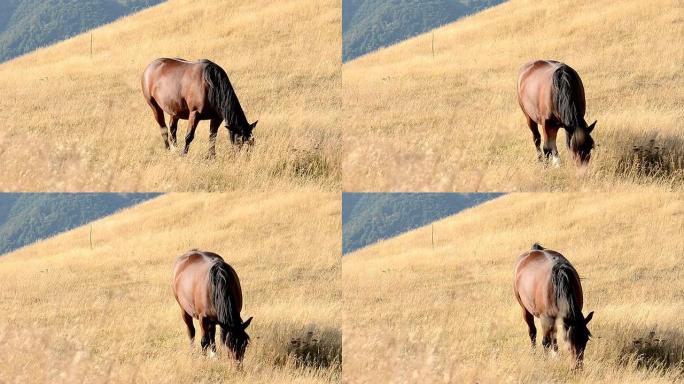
0;0;340;192
343;193;684;383
342;0;684;191
0;193;341;383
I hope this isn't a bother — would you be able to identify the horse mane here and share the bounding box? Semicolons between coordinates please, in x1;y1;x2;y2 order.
208;260;241;328
201;59;249;132
531;243;545;251
550;258;583;322
552;65;583;132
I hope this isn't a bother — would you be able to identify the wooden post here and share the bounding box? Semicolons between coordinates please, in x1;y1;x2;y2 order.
431;224;435;251
432;31;435;59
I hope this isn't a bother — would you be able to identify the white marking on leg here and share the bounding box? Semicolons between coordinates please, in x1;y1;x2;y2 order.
209;350;217;359
550;139;561;167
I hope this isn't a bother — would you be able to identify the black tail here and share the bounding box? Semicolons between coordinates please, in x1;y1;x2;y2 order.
552;65;582;129
209;261;239;328
202;59;248;132
531;243;545;250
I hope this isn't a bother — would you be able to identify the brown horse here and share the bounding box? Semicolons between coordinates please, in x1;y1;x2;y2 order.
514;244;594;369
142;58;257;156
172;249;253;361
517;60;596;167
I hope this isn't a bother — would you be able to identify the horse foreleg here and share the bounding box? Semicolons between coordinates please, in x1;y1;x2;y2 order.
169;115;179;149
182;111;200;155
523;308;537;348
207;118;221;159
542;126;561;167
540;316;556;353
181;310;195;345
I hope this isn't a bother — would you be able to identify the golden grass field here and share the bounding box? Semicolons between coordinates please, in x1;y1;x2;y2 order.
342;0;684;192
0;0;340;192
0;193;341;383
343;193;684;383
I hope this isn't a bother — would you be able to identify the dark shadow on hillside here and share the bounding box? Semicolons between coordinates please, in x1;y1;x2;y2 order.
273;324;341;370
618;328;684;376
612;131;684;180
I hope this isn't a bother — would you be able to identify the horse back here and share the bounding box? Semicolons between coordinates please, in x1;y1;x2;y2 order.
517;60;562;124
514;249;556;317
172;250;216;319
142;58;209;117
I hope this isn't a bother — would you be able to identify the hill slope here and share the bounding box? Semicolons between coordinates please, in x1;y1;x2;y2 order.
0;0;163;63
342;0;684;192
0;193;341;383
342;192;502;254
342;0;503;61
0;0;340;191
0;193;159;255
343;193;684;383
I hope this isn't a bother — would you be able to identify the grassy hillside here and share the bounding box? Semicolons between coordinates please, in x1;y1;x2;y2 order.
0;0;163;63
343;193;684;383
0;0;340;191
0;193;341;383
343;0;503;61
0;193;159;255
342;0;683;192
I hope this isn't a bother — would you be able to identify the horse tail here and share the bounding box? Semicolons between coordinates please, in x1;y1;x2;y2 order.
201;60;248;131
552;65;582;130
208;261;239;328
551;260;582;321
531;243;545;251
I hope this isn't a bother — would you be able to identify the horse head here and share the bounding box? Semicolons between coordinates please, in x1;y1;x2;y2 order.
569;120;596;167
224;316;253;361
564;311;594;369
229;120;257;147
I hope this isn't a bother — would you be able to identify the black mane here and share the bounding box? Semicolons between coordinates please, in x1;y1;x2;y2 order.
201;59;249;133
208;260;241;328
552;64;584;131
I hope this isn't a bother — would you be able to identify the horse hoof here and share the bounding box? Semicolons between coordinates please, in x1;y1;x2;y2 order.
209;351;217;359
551;157;561;168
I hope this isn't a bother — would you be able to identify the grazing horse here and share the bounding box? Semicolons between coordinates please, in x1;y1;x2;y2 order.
514;243;594;369
141;58;257;156
517;60;596;167
172;249;253;361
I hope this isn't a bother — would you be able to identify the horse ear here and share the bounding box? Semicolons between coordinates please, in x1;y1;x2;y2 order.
250;120;258;129
242;316;253;329
587;120;597;133
585;311;594;324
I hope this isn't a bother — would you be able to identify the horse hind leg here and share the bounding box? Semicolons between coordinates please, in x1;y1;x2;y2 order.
181;310;195;345
523;308;537;348
526;117;542;161
147;98;170;149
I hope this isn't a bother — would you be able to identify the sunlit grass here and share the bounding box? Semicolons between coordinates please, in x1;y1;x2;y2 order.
343;193;684;383
0;0;341;191
0;193;341;383
342;0;683;191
